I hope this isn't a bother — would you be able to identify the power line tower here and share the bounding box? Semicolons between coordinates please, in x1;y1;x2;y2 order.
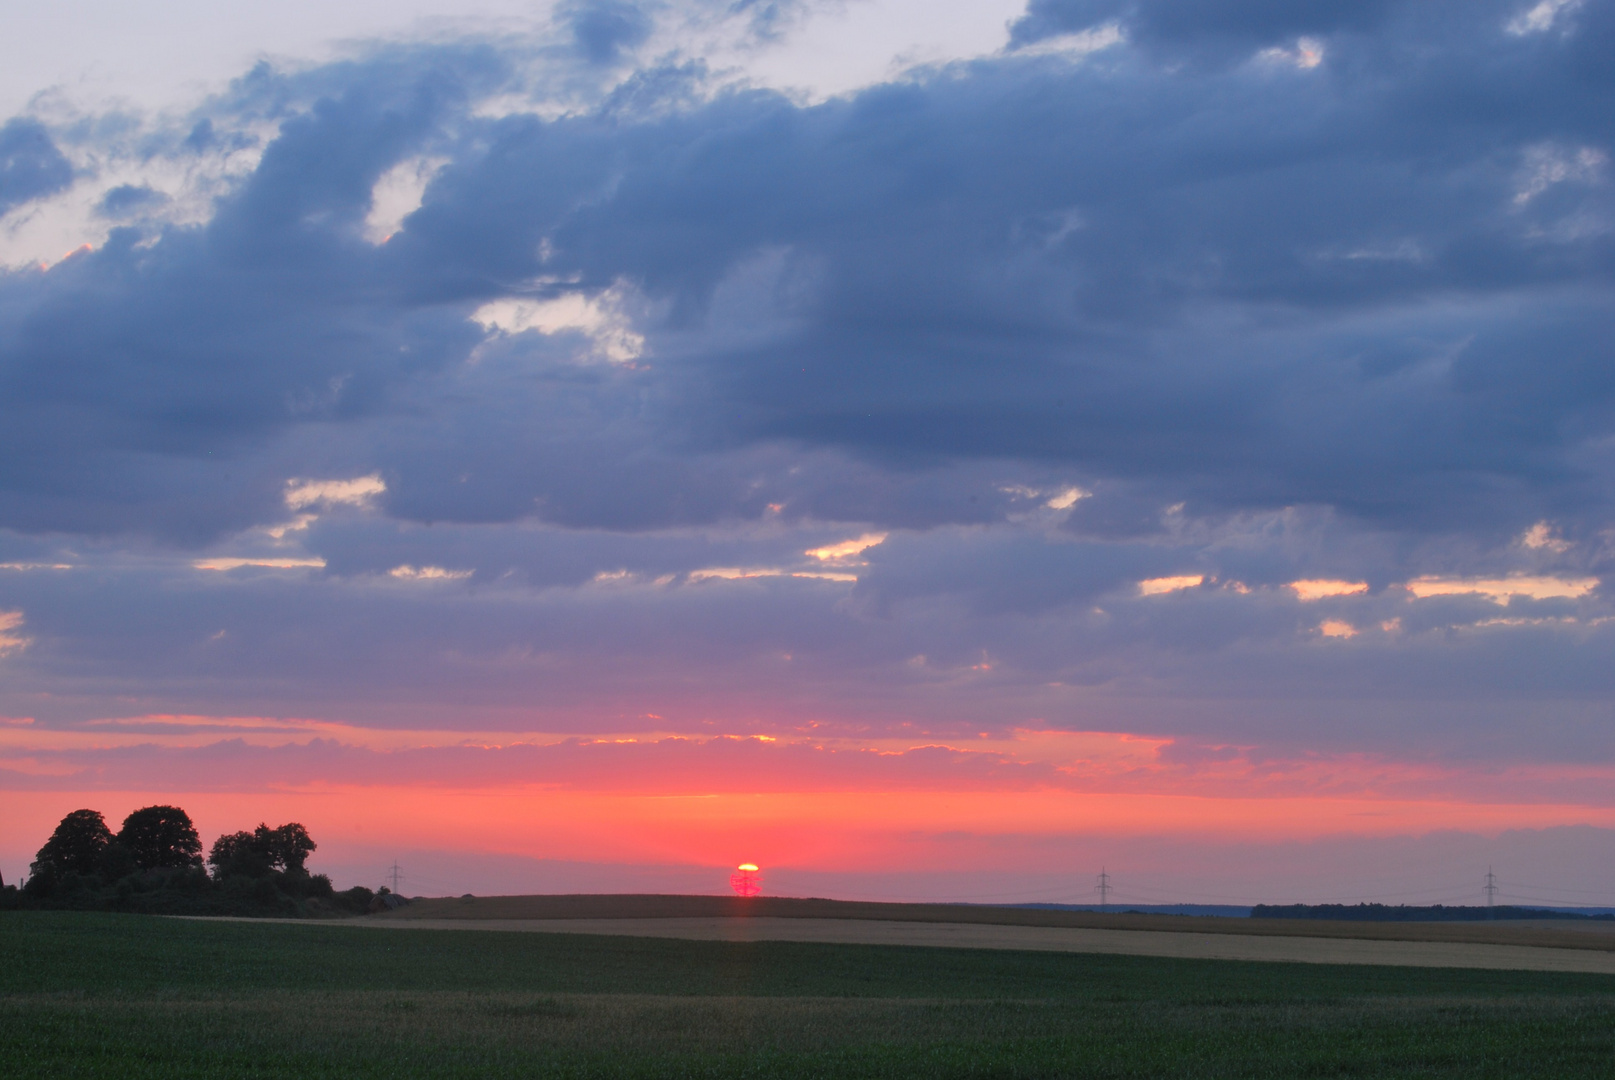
1096;868;1111;911
1484;866;1498;917
387;861;403;894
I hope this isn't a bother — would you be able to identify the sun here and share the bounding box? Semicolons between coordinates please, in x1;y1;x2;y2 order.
730;863;761;897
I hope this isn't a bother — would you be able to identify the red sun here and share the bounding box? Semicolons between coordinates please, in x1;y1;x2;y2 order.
729;863;761;897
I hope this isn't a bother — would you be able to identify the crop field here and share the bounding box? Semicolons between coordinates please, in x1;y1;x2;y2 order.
378;894;1615;951
6;911;1615;1078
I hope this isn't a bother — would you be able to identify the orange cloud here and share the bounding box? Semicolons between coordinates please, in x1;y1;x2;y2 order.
804;533;888;563
0;611;28;655
1405;575;1598;602
1138;575;1203;596
1289;579;1369;600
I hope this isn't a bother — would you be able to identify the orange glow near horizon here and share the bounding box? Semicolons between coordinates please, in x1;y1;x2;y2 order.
8;721;1615;887
6;783;1615;881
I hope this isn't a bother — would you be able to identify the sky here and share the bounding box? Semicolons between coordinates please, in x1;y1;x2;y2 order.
2;0;1614;907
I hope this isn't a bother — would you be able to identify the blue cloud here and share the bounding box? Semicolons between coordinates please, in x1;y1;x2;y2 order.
562;0;654;64
1;2;1614;757
0;118;73;215
4;7;1611;543
96;184;169;219
1013;0;1440;60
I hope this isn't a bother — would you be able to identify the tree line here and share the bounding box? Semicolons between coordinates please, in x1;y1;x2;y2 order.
1;805;385;917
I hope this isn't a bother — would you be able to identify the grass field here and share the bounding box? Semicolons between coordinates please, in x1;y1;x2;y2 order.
6;911;1615;1078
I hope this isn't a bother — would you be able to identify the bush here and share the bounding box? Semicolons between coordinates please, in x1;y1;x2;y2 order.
336;886;375;915
21;870;56;899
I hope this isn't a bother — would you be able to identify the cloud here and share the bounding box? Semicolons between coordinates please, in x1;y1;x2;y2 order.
1;1;1615;789
1289;580;1369;601
1254;36;1324;69
1139;575;1204;596
1514;144;1607;205
1507;0;1584;35
285;476;387;512
363;156;448;244
1008;0;1403;61
1405;575;1600;602
0;119;73;216
804;533;888;563
471;286;645;362
1519;521;1571;551
0;610;28;655
4;10;1615;543
686;565;857;582
562;0;654;64
388;564;472;581
193;557;327;571
1044;487;1087;510
96;185;170;220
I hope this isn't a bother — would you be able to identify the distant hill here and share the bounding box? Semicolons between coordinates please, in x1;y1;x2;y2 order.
1251;903;1615;922
1013;903;1252;918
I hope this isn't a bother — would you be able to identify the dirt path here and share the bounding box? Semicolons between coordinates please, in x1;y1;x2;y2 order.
343;915;1615;973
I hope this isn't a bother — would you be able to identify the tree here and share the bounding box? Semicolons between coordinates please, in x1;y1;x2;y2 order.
31;809;113;878
257;823;316;873
207;823;317;878
116;805;203;870
208;830;271;879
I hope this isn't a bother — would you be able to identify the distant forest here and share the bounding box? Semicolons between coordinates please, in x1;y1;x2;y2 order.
1252;904;1615;922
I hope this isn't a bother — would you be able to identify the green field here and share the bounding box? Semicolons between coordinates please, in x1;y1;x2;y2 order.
5;912;1615;1078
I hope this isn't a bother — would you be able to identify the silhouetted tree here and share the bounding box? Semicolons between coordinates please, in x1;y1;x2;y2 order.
258;822;316;873
207;822;317;878
30;809;112;878
116;805;203;870
98;841;137;880
208;830;271;879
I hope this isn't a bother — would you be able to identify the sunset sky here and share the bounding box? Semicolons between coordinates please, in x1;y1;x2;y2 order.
3;0;1615;907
